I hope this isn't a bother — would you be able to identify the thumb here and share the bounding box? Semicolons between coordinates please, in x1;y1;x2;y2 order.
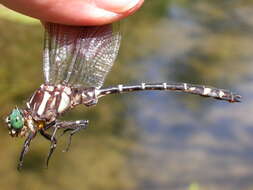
1;0;144;25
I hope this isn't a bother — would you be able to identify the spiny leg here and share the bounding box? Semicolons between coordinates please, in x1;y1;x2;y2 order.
58;120;89;152
40;127;58;168
18;132;36;170
44;120;56;130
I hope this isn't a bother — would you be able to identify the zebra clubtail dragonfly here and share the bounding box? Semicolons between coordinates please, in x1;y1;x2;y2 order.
5;22;241;170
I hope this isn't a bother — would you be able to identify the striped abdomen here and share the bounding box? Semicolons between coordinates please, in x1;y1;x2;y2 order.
27;84;97;122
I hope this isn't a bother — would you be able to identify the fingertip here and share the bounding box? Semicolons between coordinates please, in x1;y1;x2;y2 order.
5;0;145;26
41;0;144;26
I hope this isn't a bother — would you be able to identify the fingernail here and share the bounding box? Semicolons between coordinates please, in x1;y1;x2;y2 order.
95;0;142;13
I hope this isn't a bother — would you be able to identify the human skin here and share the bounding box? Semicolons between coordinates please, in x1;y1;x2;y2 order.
0;0;144;25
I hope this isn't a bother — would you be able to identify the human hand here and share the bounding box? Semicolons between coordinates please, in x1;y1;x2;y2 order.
0;0;144;25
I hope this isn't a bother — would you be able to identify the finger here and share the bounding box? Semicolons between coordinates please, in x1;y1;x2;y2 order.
1;0;144;25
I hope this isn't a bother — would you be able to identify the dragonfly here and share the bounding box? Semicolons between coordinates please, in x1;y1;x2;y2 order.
5;22;241;170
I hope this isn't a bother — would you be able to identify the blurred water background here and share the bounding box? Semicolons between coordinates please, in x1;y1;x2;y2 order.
1;1;253;190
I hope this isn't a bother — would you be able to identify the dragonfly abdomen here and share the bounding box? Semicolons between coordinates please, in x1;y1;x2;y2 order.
97;83;241;103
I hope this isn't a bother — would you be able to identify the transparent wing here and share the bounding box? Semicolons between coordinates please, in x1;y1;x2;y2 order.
43;22;121;88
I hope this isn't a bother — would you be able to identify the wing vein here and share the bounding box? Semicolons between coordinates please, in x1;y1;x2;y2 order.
43;23;121;88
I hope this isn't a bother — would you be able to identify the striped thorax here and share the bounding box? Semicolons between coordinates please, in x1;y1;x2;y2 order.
27;84;98;122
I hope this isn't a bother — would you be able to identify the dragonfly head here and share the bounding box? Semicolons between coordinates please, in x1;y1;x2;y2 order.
5;108;25;137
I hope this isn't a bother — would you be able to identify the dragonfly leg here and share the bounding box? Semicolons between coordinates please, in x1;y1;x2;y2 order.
57;120;89;152
39;126;58;168
44;120;56;130
18;132;36;170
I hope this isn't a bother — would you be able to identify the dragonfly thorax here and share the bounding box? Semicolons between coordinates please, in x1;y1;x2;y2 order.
26;84;98;123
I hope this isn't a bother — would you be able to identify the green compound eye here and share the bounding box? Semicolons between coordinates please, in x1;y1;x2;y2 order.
9;109;24;129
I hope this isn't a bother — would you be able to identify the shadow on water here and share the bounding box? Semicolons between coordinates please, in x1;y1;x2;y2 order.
1;0;253;190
